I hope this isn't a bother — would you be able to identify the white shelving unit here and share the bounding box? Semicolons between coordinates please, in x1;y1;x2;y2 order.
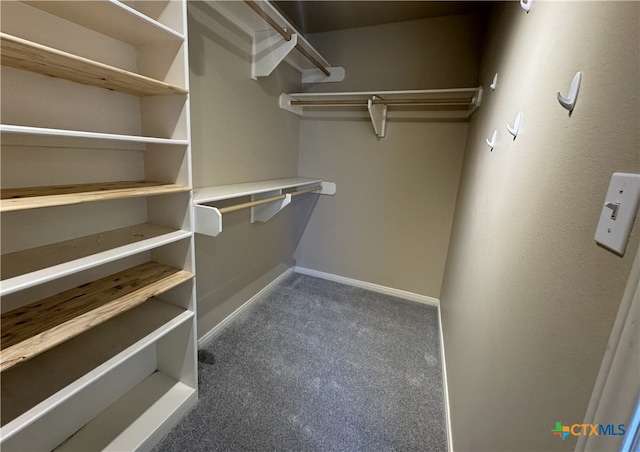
0;1;197;450
280;88;483;138
193;178;336;237
201;0;344;83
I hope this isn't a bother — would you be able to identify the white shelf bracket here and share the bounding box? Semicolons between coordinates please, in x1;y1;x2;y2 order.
320;181;337;196
251;190;291;223
279;93;303;115
469;87;483;116
194;204;222;237
252;30;297;80
301;66;346;84
367;96;388;139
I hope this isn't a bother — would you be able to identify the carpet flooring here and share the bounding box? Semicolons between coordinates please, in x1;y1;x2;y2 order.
153;273;447;451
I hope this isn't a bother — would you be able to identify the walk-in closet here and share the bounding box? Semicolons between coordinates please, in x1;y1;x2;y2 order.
1;1;638;451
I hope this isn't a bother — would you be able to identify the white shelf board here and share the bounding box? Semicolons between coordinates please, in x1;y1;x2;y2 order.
193;177;322;204
0;225;191;296
55;372;196;451
24;0;185;45
202;0;330;73
0;124;189;147
1;300;194;441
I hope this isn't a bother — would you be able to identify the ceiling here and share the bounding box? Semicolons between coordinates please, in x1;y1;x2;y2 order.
272;1;491;34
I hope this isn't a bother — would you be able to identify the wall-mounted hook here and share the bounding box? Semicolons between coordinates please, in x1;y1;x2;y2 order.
486;129;497;149
490;73;498;91
507;112;522;138
557;72;582;112
520;0;532;12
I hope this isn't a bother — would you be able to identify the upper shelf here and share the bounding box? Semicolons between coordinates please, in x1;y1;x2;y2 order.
279;88;483;138
200;0;344;84
1;33;187;96
23;0;185;45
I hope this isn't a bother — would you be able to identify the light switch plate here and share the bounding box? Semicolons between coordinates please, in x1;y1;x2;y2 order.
594;173;640;255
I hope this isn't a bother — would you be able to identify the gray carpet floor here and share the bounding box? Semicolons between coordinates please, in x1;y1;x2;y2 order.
153;273;447;451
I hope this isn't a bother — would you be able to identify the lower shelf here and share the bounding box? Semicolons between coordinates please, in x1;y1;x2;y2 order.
1;299;195;448
55;372;196;451
1;261;194;372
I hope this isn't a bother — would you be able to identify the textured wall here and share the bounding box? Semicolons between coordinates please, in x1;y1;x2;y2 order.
188;2;303;338
294;15;485;297
440;2;640;451
302;14;486;93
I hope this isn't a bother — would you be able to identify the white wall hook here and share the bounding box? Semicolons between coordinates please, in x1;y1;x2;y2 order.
557;71;582;112
520;0;532;12
486;129;497;149
490;73;498;91
507;112;522;138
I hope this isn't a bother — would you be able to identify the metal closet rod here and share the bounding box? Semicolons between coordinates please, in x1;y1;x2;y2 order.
290;97;475;107
243;0;331;77
218;185;322;214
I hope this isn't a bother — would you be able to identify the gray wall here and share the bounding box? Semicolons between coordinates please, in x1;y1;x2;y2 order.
294;15;485;297
188;2;303;339
440;2;640;450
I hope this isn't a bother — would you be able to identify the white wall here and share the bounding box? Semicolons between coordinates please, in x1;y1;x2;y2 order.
294;14;485;298
440;2;640;450
187;2;304;339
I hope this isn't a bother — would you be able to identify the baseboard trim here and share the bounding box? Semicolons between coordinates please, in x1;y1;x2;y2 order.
438;304;454;452
293;266;439;306
197;268;294;347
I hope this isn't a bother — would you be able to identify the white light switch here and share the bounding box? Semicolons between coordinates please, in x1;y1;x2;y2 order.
594;173;640;255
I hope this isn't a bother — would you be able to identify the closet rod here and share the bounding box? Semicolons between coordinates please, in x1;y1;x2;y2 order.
290;98;474;107
218;185;322;214
243;0;331;77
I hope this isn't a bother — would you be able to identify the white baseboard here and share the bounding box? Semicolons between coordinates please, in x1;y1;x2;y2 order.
293;266;439;306
438;304;453;452
197;268;294;347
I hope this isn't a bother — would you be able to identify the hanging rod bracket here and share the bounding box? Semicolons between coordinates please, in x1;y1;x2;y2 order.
194;204;223;237
368;96;388;139
279;93;304;115
252;30;297;79
320;181;337;195
251;190;291;223
302;66;345;84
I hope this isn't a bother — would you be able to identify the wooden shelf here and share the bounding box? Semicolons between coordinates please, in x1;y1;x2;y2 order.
0;261;195;372
1;223;191;296
24;1;185;45
193;177;323;204
1;33;187;96
55;372;196;451
1;181;191;213
1;300;193;437
1;1;196;449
